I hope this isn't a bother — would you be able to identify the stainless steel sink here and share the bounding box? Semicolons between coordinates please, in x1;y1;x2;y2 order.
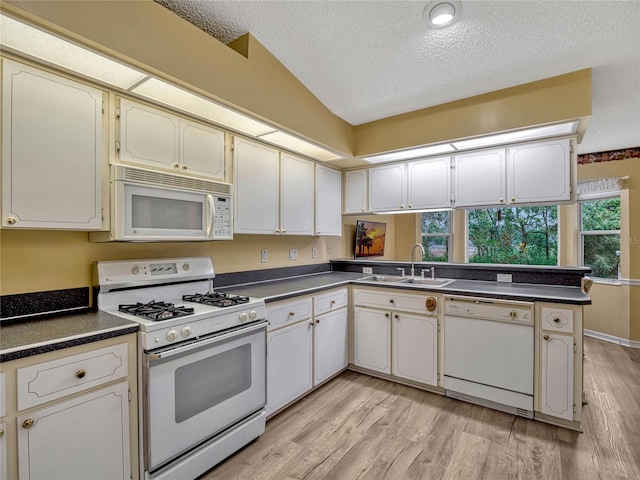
402;277;455;287
361;275;409;283
359;275;454;287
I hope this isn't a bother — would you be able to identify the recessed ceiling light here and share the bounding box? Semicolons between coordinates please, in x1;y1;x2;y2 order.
423;1;462;29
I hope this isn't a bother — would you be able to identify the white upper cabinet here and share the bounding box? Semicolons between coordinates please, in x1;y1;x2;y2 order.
344;169;368;214
508;138;572;204
281;153;315;235
2;59;104;230
315;164;342;236
369;163;406;212
407;156;451;210
233;138;280;234
453;148;506;208
118;98;224;180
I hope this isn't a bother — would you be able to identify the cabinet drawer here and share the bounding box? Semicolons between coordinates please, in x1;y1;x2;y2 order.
314;288;348;316
266;297;313;332
541;307;574;333
353;289;438;316
17;343;128;411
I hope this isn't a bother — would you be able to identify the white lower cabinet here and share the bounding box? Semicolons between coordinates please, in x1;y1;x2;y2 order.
266;289;348;415
267;321;313;415
540;333;574;421
0;422;6;480
17;381;130;480
353;307;391;374
393;313;438;386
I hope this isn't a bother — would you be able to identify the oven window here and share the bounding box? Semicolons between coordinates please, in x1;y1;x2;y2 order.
174;344;252;423
131;194;203;230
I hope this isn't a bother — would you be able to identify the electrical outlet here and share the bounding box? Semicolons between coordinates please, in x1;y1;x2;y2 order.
497;273;512;283
312;247;318;259
261;249;268;263
289;248;298;261
363;267;373;274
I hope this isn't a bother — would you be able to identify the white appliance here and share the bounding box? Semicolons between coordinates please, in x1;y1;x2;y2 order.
91;165;233;242
96;257;266;480
444;297;534;418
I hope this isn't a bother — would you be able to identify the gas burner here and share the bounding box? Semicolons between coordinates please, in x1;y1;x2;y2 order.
183;292;250;308
119;301;195;321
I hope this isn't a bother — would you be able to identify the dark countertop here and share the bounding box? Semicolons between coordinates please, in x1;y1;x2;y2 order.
0;310;138;362
218;272;591;305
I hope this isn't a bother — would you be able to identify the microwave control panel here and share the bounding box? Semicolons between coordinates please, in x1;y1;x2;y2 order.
213;195;233;240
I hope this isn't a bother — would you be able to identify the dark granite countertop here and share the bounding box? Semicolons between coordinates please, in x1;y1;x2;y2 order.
217;272;591;305
0;310;138;362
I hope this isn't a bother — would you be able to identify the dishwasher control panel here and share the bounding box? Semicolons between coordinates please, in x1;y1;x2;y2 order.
445;299;533;325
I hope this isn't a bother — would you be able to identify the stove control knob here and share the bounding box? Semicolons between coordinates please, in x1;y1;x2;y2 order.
183;263;190;271
132;266;141;275
181;326;192;338
239;312;248;323
249;310;258;320
166;330;178;342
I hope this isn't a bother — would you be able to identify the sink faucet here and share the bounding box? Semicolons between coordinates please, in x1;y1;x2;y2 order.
410;243;425;277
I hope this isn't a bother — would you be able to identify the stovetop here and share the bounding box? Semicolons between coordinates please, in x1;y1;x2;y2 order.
182;292;250;308
118;301;195;321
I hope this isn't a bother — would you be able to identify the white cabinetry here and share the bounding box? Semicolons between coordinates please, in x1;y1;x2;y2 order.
315;164;342;236
453;148;506;208
1;59;104;230
234;138;315;235
118;98;225;180
0;422;5;480
537;303;582;424
344;169;368;214
353;288;440;385
369;163;406;212
266;288;347;415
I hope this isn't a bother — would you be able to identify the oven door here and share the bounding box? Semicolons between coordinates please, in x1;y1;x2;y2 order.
143;321;266;472
116;181;214;241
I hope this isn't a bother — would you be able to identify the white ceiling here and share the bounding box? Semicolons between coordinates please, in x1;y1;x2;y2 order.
156;0;640;155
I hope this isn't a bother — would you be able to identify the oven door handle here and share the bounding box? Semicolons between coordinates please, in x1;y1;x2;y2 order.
146;320;267;362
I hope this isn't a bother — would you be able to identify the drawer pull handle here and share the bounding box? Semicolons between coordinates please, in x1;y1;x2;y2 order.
389;299;395;303
76;369;87;379
289;312;295;316
22;419;35;430
553;317;561;323
543;335;550;341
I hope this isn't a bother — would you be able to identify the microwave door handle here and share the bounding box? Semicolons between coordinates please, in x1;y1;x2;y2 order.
206;194;214;237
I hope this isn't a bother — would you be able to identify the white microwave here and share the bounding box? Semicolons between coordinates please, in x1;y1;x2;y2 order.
91;165;233;242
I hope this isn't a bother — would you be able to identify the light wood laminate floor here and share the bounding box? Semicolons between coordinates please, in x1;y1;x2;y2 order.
203;337;640;480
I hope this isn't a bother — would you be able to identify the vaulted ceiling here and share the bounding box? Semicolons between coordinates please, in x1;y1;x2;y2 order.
157;0;639;155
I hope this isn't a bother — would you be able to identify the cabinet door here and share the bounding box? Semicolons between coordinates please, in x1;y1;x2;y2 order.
540;333;574;421
453;148;506;207
508;139;571;204
180;119;225;180
280;153;314;235
393;313;438;386
314;308;348;385
369;163;406;212
315;165;342;236
267;321;313;415
17;381;130;480
344;169;368;214
2;59;103;230
0;422;6;480
119;98;179;171
234;138;280;234
407;157;451;210
353;307;391;374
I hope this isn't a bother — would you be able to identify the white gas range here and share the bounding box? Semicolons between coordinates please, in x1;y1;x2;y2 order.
95;257;267;480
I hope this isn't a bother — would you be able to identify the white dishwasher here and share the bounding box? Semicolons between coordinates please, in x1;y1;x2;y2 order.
444;297;534;418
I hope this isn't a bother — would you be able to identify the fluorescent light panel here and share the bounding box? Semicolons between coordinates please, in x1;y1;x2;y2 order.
258;131;342;161
363;143;456;164
451;121;578;150
0;14;147;89
131;78;278;137
374;207;454;215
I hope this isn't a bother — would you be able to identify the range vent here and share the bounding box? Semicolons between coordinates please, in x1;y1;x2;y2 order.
120;166;232;195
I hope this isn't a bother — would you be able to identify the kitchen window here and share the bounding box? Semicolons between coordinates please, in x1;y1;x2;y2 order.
467;206;558;265
420;211;452;261
579;196;620;279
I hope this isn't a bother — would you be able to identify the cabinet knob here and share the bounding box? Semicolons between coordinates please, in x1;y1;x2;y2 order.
76;369;87;379
409;204;413;209
172;163;180;169
511;197;516;202
499;198;505;203
330;300;336;305
289;311;295;316
22;419;35;430
282;229;286;233
400;205;404;209
553;317;561;323
316;320;320;324
543;335;550;341
0;428;4;438
426;297;437;312
181;165;187;171
361;208;365;211
309;321;314;327
385;313;390;317
389;299;395;303
6;216;17;225
394;314;399;319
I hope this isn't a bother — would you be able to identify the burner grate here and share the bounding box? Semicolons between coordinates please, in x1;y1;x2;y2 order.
119;301;195;321
183;292;250;308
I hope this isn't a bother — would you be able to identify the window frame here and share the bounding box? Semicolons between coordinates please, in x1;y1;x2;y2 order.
578;194;621;281
419;211;452;262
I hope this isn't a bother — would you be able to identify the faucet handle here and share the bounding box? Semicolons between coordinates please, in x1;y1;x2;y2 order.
420;269;426;278
397;268;406;277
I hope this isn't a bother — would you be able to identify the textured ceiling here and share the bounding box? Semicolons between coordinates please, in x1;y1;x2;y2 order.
156;0;640;155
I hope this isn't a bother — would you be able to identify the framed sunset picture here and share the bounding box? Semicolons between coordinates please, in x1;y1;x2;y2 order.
354;220;386;258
